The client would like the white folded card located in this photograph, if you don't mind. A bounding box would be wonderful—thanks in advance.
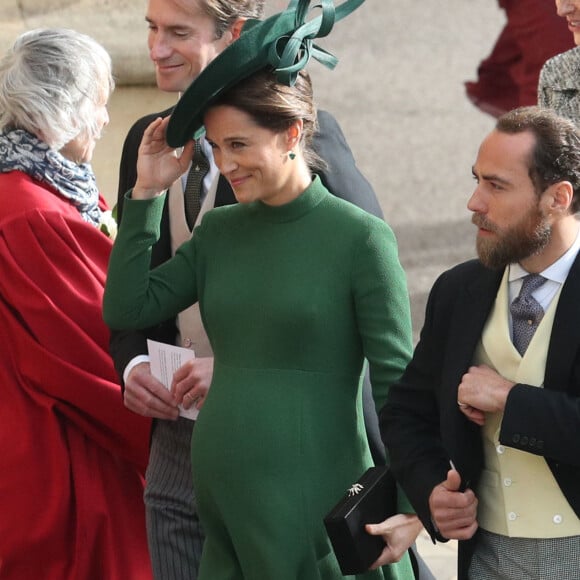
[147,339,198,420]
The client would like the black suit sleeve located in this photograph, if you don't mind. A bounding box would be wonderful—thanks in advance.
[381,269,468,538]
[381,262,494,538]
[313,110,383,219]
[116,110,172,223]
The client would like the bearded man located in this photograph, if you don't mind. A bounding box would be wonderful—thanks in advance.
[380,106,580,580]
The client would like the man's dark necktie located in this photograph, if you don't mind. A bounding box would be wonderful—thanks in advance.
[510,274,547,356]
[184,140,209,230]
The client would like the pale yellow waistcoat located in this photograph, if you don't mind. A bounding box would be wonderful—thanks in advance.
[167,175,218,357]
[474,269,580,538]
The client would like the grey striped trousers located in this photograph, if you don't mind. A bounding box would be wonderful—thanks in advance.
[469,528,580,579]
[144,417,204,580]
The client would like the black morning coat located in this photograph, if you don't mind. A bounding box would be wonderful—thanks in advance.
[381,255,580,579]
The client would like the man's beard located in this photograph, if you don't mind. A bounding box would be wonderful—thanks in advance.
[473,204,551,270]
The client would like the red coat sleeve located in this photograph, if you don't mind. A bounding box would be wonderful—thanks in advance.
[0,208,151,465]
[0,207,152,579]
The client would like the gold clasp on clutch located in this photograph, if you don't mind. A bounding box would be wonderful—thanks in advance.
[347,483,364,496]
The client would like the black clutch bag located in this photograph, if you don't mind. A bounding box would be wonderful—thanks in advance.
[323,466,397,575]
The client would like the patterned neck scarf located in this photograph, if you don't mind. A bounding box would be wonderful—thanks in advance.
[0,129,102,226]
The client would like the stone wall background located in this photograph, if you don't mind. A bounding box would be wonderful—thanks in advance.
[1,0,293,85]
[3,0,155,85]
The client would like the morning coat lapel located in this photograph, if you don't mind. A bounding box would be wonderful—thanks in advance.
[445,264,504,384]
[545,251,580,393]
[439,264,503,477]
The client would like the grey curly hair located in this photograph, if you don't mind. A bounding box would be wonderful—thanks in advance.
[0,28,114,151]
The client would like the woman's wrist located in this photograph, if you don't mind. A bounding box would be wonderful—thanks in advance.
[132,183,165,199]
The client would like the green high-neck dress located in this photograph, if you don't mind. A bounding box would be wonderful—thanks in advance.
[104,176,415,580]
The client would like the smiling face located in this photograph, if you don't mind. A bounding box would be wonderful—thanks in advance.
[556,0,580,45]
[146,0,233,93]
[204,105,311,206]
[468,130,553,270]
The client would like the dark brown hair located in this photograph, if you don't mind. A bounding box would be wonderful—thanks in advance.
[210,67,324,171]
[497,106,580,213]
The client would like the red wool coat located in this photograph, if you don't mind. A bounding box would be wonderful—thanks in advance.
[0,171,152,579]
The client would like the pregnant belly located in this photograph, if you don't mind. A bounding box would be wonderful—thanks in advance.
[192,363,362,484]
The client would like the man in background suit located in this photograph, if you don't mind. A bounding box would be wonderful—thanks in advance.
[381,106,580,579]
[109,0,407,578]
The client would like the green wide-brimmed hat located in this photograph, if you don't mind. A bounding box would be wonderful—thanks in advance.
[166,0,366,147]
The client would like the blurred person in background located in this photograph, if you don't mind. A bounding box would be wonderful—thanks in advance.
[465,0,574,118]
[538,0,580,125]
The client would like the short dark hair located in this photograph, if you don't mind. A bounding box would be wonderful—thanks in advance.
[496,106,580,213]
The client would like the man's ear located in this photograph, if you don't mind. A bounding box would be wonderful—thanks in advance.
[546,181,574,214]
[229,18,247,42]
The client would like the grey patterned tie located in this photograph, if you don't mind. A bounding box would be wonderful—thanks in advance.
[184,140,209,230]
[510,274,547,356]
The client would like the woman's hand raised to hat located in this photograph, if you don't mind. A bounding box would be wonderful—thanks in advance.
[133,116,195,200]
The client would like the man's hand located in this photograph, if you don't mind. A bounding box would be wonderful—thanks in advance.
[457,364,515,425]
[124,361,179,420]
[366,514,423,569]
[171,357,214,411]
[429,468,478,540]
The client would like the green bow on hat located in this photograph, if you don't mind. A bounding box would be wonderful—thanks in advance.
[166,0,366,147]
